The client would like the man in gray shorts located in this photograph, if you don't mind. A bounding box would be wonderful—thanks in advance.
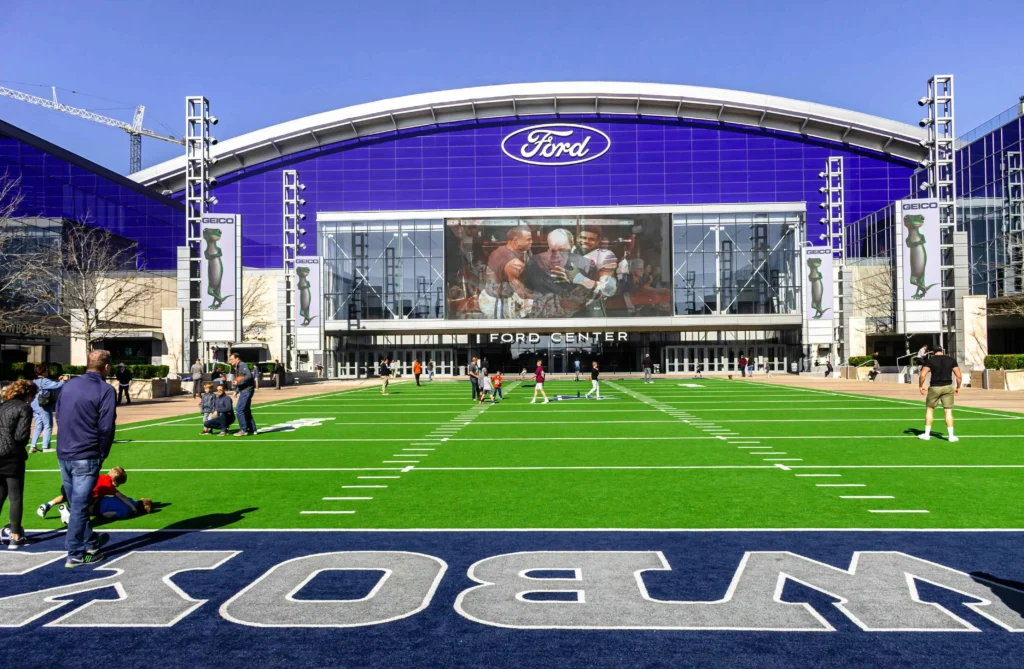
[918,346,961,442]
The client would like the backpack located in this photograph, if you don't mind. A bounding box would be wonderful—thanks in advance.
[35,380,54,408]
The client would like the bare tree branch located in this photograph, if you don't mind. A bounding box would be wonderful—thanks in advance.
[0,172,58,332]
[34,219,154,350]
[241,273,275,341]
[849,262,897,333]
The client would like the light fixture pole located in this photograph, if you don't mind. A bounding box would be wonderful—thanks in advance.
[184,96,217,368]
[282,169,306,372]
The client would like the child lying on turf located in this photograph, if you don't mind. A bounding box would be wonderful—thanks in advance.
[54,495,152,524]
[37,466,128,518]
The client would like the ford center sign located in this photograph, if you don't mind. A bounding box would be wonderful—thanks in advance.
[501,123,611,166]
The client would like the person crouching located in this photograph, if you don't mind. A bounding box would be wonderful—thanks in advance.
[203,385,235,436]
[198,382,216,434]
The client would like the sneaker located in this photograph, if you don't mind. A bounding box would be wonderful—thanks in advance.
[530,400,536,404]
[58,504,70,524]
[543,399,550,404]
[948,435,960,443]
[201,429,210,435]
[7,534,31,550]
[66,553,105,568]
[918,434,931,441]
[41,447,54,452]
[36,504,48,519]
[234,431,248,437]
[218,431,228,436]
[87,533,110,554]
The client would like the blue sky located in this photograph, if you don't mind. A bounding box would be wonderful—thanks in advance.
[3,0,1022,174]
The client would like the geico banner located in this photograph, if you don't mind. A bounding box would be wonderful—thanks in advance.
[803,247,833,322]
[295,256,323,352]
[200,214,242,342]
[897,199,941,333]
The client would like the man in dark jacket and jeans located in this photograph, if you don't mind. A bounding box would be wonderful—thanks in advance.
[55,349,115,567]
[115,363,133,405]
[230,352,258,436]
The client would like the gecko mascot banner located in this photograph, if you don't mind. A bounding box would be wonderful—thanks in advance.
[200,214,242,342]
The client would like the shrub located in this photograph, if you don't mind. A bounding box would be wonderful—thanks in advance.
[848,355,876,367]
[985,354,1024,370]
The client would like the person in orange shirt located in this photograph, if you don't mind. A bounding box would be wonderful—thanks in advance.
[492,370,503,403]
[413,359,422,386]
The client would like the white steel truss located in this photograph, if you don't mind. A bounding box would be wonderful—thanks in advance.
[282,169,305,369]
[1004,151,1023,296]
[819,157,845,263]
[184,96,213,364]
[921,75,957,351]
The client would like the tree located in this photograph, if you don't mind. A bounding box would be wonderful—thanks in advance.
[241,273,275,341]
[35,220,154,350]
[849,261,897,333]
[0,173,58,333]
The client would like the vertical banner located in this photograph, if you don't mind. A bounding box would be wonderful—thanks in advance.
[897,199,942,333]
[295,256,323,352]
[802,246,834,345]
[200,214,242,342]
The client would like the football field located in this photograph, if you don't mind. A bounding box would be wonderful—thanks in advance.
[10,377,1024,669]
[25,376,1024,530]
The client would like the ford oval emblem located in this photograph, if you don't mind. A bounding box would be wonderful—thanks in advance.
[501,123,611,166]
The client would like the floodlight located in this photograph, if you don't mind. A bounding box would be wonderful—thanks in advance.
[918,97,931,107]
[818,171,827,178]
[819,186,827,194]
[298,198,306,206]
[818,202,827,209]
[298,242,307,250]
[919,182,932,192]
[209,116,219,125]
[919,159,933,169]
[209,137,218,145]
[207,177,217,186]
[298,184,306,191]
[297,227,307,236]
[919,118,932,127]
[298,213,306,220]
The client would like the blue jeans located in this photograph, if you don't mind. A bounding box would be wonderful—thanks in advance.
[236,390,256,433]
[30,409,53,450]
[58,458,102,559]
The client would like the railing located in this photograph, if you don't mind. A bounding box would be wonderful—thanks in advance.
[896,352,918,384]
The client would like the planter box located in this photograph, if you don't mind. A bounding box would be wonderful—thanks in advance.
[986,370,1007,391]
[106,378,180,400]
[1006,370,1024,391]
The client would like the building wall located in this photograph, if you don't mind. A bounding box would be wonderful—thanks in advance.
[0,122,184,271]
[206,117,916,269]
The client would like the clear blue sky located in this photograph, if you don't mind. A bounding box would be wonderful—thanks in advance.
[3,0,1022,174]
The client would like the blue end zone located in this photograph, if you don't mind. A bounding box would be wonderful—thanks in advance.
[4,530,1024,669]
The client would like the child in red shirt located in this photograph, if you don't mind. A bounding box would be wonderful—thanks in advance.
[37,466,127,518]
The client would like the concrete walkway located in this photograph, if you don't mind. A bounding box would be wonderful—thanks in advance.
[733,374,1024,414]
[104,378,384,426]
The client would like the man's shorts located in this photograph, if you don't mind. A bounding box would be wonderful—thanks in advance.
[535,383,543,390]
[926,384,955,409]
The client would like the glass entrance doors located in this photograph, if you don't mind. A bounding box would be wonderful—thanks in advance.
[663,345,791,373]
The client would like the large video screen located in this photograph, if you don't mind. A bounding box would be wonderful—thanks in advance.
[445,214,672,319]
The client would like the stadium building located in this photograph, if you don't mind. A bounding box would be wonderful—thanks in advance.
[4,82,1022,377]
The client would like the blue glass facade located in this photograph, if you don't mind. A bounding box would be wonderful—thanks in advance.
[206,117,917,269]
[0,120,184,270]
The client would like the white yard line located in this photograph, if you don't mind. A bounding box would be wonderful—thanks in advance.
[841,496,894,499]
[300,510,355,515]
[868,509,930,514]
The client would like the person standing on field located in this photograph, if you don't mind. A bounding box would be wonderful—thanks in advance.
[229,353,258,437]
[190,359,204,397]
[115,363,133,405]
[468,357,480,400]
[738,355,747,377]
[427,359,435,382]
[918,346,961,442]
[642,354,653,384]
[29,365,66,453]
[55,349,115,566]
[379,358,390,395]
[585,361,601,399]
[531,360,549,404]
[0,380,38,549]
[413,358,422,386]
[574,358,581,382]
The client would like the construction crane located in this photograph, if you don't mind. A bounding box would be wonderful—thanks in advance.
[0,85,185,173]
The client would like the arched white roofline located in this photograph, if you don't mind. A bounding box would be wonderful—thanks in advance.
[131,81,927,190]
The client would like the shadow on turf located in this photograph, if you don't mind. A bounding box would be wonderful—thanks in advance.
[102,507,259,556]
[970,572,1024,617]
[902,428,949,440]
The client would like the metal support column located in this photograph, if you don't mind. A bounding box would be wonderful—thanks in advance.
[920,75,958,358]
[1004,151,1023,296]
[282,169,306,371]
[184,96,215,367]
[819,157,845,361]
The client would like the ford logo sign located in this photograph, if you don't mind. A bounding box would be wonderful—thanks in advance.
[501,123,611,166]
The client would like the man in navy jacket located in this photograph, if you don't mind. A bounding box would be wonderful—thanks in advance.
[55,349,116,567]
[230,352,258,437]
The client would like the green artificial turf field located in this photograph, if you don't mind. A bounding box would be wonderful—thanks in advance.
[24,377,1024,530]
